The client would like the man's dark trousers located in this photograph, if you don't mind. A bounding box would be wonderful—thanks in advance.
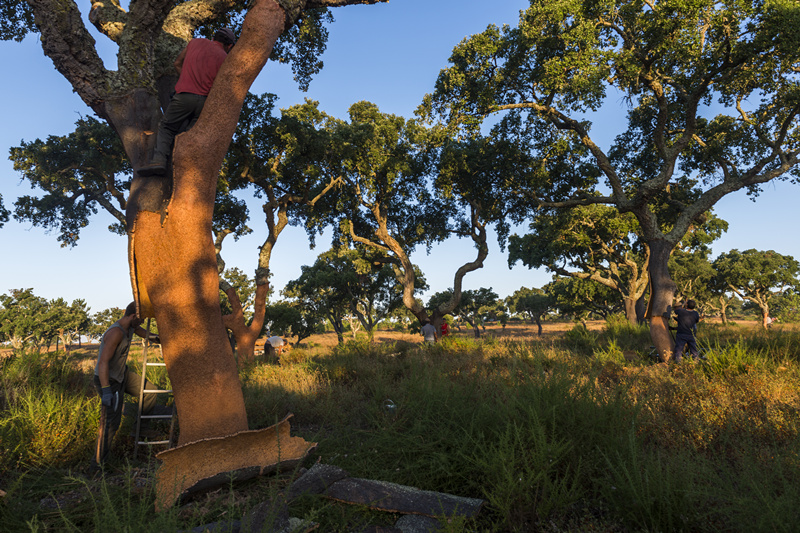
[672,333,699,363]
[151,93,208,165]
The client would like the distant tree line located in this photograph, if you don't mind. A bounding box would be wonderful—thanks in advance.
[3,242,797,356]
[0,289,116,352]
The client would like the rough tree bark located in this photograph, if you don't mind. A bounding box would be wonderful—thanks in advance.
[644,239,678,362]
[220,270,270,363]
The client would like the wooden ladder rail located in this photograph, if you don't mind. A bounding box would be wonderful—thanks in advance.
[133,318,177,458]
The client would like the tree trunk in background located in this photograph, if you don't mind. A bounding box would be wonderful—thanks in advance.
[463,317,480,338]
[719,296,729,325]
[222,282,269,363]
[635,293,647,325]
[645,239,677,362]
[330,317,345,344]
[623,297,638,326]
[127,0,286,445]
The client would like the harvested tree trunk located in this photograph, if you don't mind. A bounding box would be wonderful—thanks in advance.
[127,0,286,445]
[645,239,677,362]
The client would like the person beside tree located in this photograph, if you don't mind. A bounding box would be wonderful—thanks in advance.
[92,302,160,469]
[671,299,702,363]
[420,320,438,343]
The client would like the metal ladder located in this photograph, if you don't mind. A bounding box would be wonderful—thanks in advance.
[133,319,177,458]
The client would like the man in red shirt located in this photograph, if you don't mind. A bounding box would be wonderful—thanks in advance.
[139,28,236,176]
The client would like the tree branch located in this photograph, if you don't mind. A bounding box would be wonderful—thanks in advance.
[28,0,110,115]
[89,0,128,43]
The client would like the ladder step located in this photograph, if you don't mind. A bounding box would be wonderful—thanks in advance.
[144,389,172,394]
[136,439,171,445]
[145,362,166,367]
[141,414,174,419]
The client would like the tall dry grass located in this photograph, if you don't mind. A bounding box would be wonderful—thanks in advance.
[1,319,799,531]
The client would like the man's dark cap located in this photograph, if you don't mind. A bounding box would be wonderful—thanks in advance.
[214,28,236,45]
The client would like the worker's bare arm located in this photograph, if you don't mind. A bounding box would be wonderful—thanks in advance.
[134,325,160,343]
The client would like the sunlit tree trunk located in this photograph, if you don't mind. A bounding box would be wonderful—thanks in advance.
[127,0,285,445]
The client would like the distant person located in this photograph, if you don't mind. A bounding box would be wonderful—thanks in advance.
[440,321,450,338]
[267,335,289,355]
[138,28,237,177]
[420,320,438,343]
[93,302,160,469]
[671,299,702,363]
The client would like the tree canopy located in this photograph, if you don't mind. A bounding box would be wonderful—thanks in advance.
[713,248,799,329]
[9,117,130,246]
[424,0,800,353]
[507,286,552,336]
[509,204,648,325]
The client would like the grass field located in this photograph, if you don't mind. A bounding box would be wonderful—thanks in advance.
[1,319,799,532]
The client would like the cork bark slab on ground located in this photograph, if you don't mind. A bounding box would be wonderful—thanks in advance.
[393,515,443,533]
[323,478,485,518]
[155,415,316,510]
[286,463,350,501]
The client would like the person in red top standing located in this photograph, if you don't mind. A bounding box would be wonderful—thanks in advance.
[139,28,236,176]
[440,321,450,338]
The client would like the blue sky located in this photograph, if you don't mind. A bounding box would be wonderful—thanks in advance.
[1,0,797,314]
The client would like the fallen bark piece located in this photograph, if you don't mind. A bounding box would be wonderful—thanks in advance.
[241,498,290,532]
[394,515,442,533]
[324,478,485,518]
[188,520,240,533]
[286,462,350,501]
[155,415,316,510]
[186,517,316,533]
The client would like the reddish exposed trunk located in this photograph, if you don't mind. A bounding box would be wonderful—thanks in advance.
[127,0,286,445]
[645,239,677,362]
[222,282,269,363]
[760,306,770,330]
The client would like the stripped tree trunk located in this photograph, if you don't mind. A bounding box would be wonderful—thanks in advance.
[645,239,677,362]
[127,0,285,445]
